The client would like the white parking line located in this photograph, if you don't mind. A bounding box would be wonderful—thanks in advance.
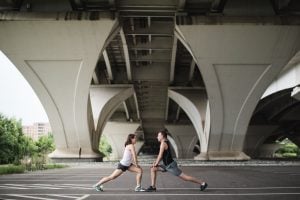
[1,185,300,190]
[2,193,300,197]
[32,183,79,189]
[4,184,62,190]
[158,186,300,190]
[76,194,90,200]
[7,194,58,200]
[0,184,89,190]
[61,184,93,189]
[0,179,93,182]
[1,194,89,200]
[90,193,300,196]
[50,194,80,199]
[83,186,300,191]
[0,185,27,189]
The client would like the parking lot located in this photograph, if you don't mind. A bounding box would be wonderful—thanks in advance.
[1,164,300,200]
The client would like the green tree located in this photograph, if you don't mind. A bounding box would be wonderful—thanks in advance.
[20,136,36,157]
[35,134,55,155]
[33,134,55,166]
[275,138,299,158]
[0,114,23,164]
[99,135,112,159]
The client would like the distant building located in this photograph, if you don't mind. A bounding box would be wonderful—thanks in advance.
[22,122,52,141]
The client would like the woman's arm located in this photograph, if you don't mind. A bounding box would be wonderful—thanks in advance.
[129,144,139,167]
[153,142,166,167]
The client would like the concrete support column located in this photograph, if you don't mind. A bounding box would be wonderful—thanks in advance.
[89,85,135,153]
[102,121,142,160]
[165,124,198,159]
[168,88,209,158]
[0,13,119,161]
[176,24,300,160]
[243,125,279,158]
[257,144,283,158]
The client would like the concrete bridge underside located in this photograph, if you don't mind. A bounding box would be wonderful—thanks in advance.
[0,0,300,161]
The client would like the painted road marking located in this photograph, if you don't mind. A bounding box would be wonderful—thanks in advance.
[76,194,90,200]
[1,184,300,190]
[6,194,58,200]
[1,193,300,197]
[1,194,89,200]
[0,185,27,189]
[50,194,79,199]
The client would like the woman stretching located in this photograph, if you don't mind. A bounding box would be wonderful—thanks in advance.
[93,134,145,192]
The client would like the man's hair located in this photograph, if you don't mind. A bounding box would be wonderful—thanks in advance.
[158,129,169,138]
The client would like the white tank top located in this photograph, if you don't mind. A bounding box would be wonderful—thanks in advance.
[120,146,132,166]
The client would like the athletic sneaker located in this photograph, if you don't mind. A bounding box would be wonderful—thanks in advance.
[93,184,104,192]
[135,186,146,192]
[146,186,156,192]
[200,182,208,191]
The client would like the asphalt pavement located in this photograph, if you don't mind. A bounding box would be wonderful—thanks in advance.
[0,162,300,200]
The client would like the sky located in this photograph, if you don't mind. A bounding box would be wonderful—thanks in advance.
[0,51,49,125]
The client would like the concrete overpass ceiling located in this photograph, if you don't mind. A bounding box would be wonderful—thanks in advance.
[91,11,207,137]
[0,0,299,16]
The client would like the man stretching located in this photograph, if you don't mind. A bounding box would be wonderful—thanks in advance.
[146,129,208,192]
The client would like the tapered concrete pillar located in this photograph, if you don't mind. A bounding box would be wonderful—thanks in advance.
[176,23,300,160]
[102,121,142,160]
[165,124,198,159]
[89,85,135,155]
[168,88,209,159]
[243,125,279,158]
[257,144,283,158]
[0,12,119,161]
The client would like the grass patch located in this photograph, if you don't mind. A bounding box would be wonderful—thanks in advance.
[0,164,25,175]
[0,164,67,175]
[43,164,67,170]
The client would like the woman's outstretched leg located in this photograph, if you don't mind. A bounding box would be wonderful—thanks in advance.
[93,169,123,191]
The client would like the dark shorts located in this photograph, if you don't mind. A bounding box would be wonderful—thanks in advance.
[160,161,182,176]
[117,163,132,172]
